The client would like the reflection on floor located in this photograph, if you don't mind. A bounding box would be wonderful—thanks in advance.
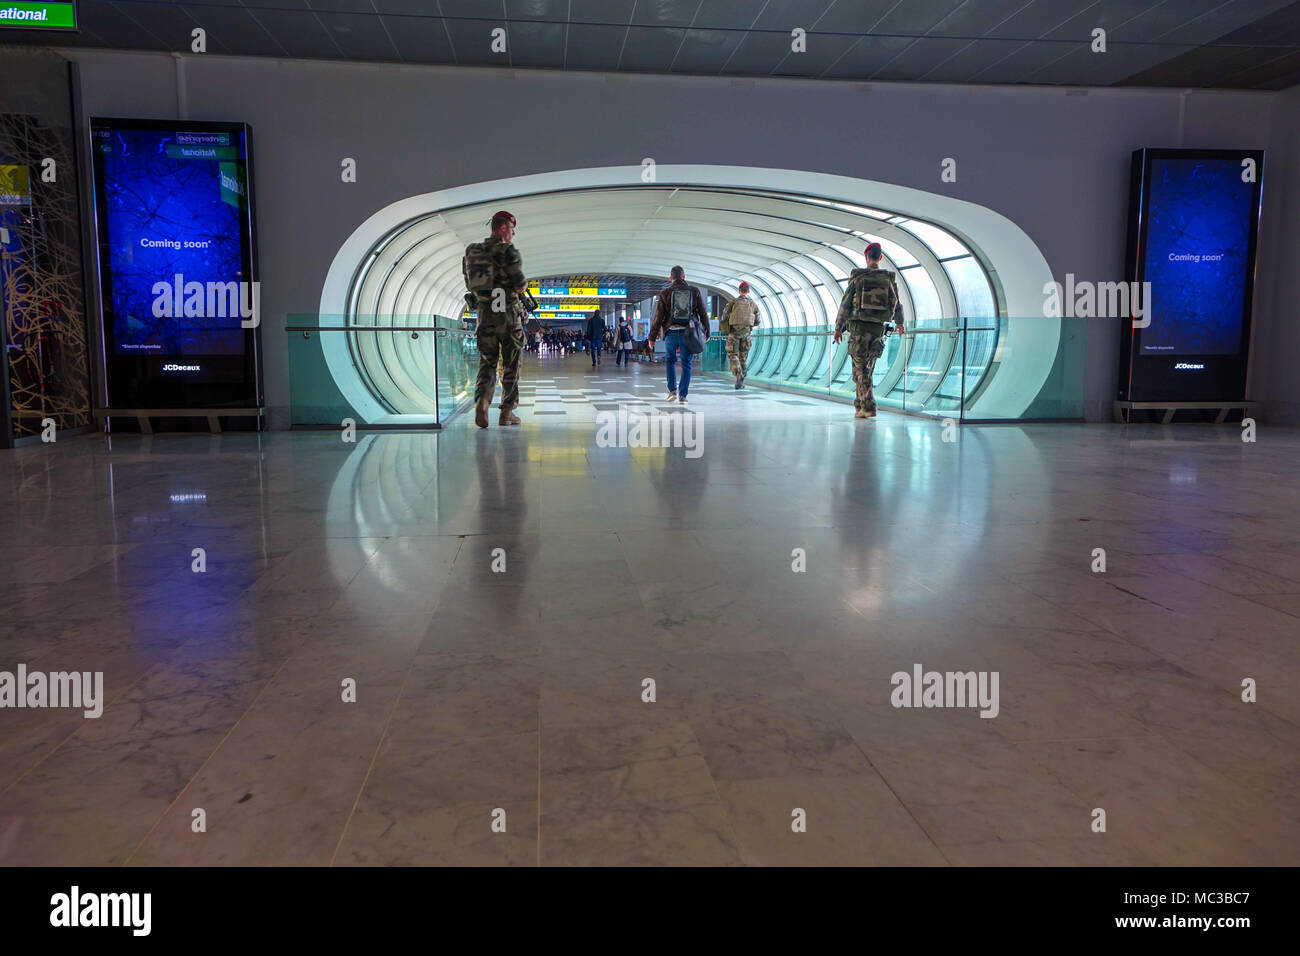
[1,354,1298,865]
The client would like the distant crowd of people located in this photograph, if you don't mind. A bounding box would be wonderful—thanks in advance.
[527,327,584,355]
[525,319,639,365]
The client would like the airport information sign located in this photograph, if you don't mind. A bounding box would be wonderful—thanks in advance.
[528,285,626,298]
[0,2,77,30]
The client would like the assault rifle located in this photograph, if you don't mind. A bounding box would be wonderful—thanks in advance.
[463,289,540,315]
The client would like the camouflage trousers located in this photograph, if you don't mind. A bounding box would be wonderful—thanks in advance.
[847,322,888,412]
[475,313,525,411]
[726,330,752,377]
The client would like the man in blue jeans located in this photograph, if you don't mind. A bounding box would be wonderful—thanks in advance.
[585,309,606,367]
[648,266,709,405]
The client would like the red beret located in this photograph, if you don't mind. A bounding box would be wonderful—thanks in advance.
[865,242,883,258]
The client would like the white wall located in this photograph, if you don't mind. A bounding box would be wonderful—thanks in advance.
[62,49,1290,425]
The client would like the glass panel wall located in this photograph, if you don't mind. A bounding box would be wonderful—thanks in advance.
[285,314,474,427]
[942,256,996,319]
[898,267,943,324]
[895,220,970,259]
[706,318,1082,422]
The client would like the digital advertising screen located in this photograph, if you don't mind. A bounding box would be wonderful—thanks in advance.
[91,119,260,409]
[1121,148,1263,404]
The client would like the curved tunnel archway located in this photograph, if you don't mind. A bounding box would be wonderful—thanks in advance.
[318,165,1058,421]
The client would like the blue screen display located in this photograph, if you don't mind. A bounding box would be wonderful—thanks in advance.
[1142,158,1254,356]
[96,127,249,355]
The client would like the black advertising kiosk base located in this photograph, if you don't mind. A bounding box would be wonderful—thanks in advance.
[94,407,266,434]
[1113,400,1257,424]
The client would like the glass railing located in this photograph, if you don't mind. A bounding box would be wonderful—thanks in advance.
[288,313,1084,426]
[286,314,476,427]
[435,319,478,421]
[704,316,1085,421]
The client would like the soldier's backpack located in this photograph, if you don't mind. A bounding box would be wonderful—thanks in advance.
[669,287,694,326]
[853,269,898,320]
[728,297,756,330]
[463,242,495,295]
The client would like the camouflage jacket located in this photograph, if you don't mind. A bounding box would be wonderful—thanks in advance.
[468,235,527,301]
[835,267,901,336]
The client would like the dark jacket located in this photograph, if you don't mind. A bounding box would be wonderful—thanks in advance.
[586,315,606,340]
[650,280,708,341]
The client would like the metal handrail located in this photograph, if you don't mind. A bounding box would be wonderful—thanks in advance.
[901,326,998,333]
[289,325,998,336]
[742,327,997,336]
[286,325,472,333]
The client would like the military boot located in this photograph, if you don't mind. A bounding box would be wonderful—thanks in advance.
[499,408,521,426]
[854,408,869,419]
[475,396,491,428]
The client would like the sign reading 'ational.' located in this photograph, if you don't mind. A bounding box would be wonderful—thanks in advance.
[0,2,78,30]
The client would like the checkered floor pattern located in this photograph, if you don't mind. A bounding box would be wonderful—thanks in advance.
[499,355,764,423]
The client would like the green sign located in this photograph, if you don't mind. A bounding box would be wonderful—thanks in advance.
[165,144,238,162]
[219,162,245,209]
[0,2,78,30]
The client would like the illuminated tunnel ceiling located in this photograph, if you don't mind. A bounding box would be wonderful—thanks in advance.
[349,185,1003,331]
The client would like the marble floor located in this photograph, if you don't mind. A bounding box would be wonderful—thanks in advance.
[1,354,1298,866]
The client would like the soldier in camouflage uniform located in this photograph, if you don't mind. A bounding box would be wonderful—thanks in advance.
[833,242,904,419]
[464,210,528,428]
[722,281,761,389]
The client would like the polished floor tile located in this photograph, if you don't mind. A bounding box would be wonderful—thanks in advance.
[1,355,1298,865]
